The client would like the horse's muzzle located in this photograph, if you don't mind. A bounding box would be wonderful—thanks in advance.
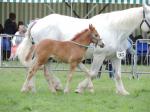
[99,43,104,48]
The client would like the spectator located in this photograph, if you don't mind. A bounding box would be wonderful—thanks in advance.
[4,12,17,34]
[9,24,26,60]
[0,24,4,34]
[97,60,114,79]
[3,12,17,60]
[105,60,114,79]
[18,21,24,26]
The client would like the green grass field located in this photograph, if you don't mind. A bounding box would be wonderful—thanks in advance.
[0,68,150,112]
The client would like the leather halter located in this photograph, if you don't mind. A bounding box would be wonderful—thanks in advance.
[140,9,150,30]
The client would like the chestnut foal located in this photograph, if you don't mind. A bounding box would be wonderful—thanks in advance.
[21,24,104,93]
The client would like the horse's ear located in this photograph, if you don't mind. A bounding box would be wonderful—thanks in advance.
[89,24,94,30]
[143,4,149,12]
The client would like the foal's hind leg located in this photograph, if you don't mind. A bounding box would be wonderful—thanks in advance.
[25,68,36,93]
[21,59,40,92]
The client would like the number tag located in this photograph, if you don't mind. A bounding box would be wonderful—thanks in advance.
[116,51,126,59]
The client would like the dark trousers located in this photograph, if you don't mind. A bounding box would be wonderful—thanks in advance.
[2,50,10,60]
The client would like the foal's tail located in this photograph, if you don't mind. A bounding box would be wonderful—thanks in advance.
[16,21,36,67]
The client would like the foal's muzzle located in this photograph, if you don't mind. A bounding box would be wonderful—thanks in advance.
[96,39,104,48]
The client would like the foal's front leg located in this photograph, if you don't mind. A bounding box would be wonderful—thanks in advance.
[64,63,77,93]
[75,53,105,93]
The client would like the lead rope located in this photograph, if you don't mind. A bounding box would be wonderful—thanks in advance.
[70,41,94,49]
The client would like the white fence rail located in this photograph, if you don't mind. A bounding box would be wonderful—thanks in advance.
[0,34,150,78]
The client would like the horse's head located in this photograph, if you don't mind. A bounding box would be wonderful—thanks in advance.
[89,24,104,48]
[141,4,150,32]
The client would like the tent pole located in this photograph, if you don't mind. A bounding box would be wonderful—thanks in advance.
[65,2,80,18]
[83,4,98,19]
[71,2,73,16]
[44,4,56,14]
[98,3,110,14]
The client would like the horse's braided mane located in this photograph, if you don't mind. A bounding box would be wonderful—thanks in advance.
[71,28,89,41]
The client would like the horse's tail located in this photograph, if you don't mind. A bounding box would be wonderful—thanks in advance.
[25,45,35,61]
[16,21,36,67]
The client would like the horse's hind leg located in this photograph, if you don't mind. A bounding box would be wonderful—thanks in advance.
[111,59,129,95]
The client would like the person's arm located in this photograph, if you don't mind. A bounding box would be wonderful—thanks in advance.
[11,36,16,46]
[12,32,19,46]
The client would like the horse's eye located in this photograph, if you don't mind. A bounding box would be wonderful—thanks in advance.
[95,34,98,37]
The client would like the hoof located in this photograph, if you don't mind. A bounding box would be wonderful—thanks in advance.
[48,86,57,93]
[21,84,36,93]
[64,88,70,94]
[55,85,63,91]
[51,89,57,93]
[28,85,36,93]
[88,88,95,93]
[21,87,29,93]
[74,88,83,94]
[116,90,130,95]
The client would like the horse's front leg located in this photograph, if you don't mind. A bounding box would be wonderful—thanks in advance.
[75,54,105,93]
[64,63,77,93]
[43,64,57,93]
[111,59,129,95]
[21,60,39,92]
[43,63,62,92]
[75,62,94,93]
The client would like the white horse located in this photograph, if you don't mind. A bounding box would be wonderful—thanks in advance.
[17,5,150,95]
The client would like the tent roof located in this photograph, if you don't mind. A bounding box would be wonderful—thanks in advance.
[0,0,149,4]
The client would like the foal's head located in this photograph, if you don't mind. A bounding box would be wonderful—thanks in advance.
[89,24,104,48]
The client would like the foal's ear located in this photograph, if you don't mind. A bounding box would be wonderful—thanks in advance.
[89,24,94,31]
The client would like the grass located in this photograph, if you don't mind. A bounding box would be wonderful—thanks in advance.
[0,68,150,112]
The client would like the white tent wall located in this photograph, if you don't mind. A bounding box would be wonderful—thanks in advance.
[85,3,141,17]
[0,3,142,26]
[0,3,89,26]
